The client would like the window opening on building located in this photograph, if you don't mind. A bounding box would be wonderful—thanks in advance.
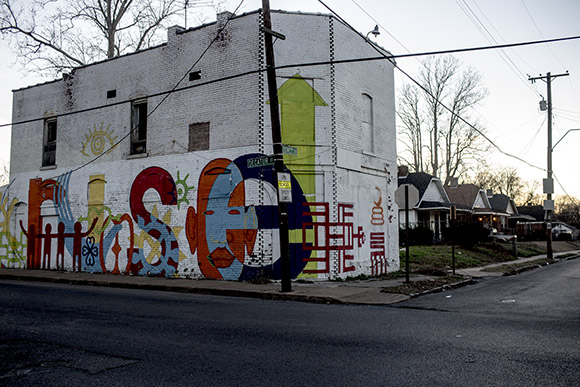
[189,122,210,151]
[362,93,374,153]
[130,99,147,155]
[107,89,117,99]
[42,118,57,167]
[189,71,202,81]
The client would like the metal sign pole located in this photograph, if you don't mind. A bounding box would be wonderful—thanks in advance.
[405,185,410,284]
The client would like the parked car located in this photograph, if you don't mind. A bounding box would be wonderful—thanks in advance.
[489,229,517,242]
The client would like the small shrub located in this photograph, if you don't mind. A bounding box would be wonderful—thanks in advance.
[443,221,489,249]
[400,226,434,246]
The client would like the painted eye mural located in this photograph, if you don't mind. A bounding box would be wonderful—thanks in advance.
[186,154,312,281]
[80,123,118,157]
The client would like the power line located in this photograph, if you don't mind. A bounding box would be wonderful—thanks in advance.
[59,0,247,177]
[520,0,566,71]
[455,0,541,97]
[3,33,579,130]
[317,0,546,173]
[520,0,580,117]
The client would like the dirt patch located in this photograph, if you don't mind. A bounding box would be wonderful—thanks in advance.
[520,241,580,253]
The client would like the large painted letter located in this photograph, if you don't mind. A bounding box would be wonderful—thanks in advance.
[129,167,179,277]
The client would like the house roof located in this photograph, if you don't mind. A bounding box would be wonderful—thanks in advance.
[488,194,510,212]
[444,184,490,209]
[517,205,545,221]
[488,193,519,214]
[398,172,433,199]
[398,172,450,209]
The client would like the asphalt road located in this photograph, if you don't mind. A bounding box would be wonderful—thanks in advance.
[1,259,579,386]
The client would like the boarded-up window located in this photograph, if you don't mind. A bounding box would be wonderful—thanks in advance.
[189,122,210,151]
[362,94,374,153]
[88,175,106,206]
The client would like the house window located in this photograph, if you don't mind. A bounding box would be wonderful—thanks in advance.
[130,100,147,155]
[42,118,57,167]
[189,122,210,151]
[362,93,374,153]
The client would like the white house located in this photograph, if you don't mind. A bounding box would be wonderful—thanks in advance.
[397,168,451,241]
[1,10,398,280]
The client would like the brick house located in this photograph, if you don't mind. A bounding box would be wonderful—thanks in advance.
[1,10,398,280]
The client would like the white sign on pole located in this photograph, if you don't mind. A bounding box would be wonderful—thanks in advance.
[277,172,292,203]
[394,184,420,209]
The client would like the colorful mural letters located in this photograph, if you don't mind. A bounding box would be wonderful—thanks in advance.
[1,74,395,279]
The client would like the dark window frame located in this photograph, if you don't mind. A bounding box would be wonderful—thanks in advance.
[130,99,147,155]
[42,118,57,167]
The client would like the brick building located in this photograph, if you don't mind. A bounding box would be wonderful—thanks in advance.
[1,9,398,280]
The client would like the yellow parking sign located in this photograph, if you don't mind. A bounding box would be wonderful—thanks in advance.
[277,172,293,203]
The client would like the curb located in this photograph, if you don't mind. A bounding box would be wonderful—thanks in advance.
[409,278,477,298]
[502,253,580,276]
[0,271,346,305]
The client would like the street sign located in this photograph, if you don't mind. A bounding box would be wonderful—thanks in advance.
[282,144,298,156]
[277,172,292,203]
[247,155,275,168]
[395,184,420,209]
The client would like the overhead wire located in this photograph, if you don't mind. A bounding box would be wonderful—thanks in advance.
[3,34,579,130]
[61,0,247,177]
[455,0,542,97]
[519,116,546,157]
[520,0,580,119]
[351,0,540,152]
[316,0,545,172]
[6,2,580,179]
[343,0,580,198]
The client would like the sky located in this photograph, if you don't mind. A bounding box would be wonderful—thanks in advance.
[1,0,580,200]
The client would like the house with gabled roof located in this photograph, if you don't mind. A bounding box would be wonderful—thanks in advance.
[488,192,524,233]
[397,167,450,241]
[444,183,499,229]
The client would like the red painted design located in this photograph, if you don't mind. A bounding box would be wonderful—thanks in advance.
[370,231,387,276]
[301,203,365,274]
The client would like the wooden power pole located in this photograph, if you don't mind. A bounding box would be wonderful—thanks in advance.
[262,0,291,292]
[529,71,569,260]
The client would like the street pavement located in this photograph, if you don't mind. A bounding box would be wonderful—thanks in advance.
[0,250,578,306]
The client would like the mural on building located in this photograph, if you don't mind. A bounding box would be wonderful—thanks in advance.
[81,123,118,157]
[0,189,26,268]
[1,75,394,280]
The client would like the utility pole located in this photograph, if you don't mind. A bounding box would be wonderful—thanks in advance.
[262,0,291,292]
[528,71,569,261]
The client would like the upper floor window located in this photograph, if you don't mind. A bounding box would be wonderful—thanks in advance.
[362,93,374,153]
[130,99,147,155]
[42,118,57,167]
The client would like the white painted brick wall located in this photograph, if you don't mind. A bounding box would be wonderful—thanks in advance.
[5,10,399,279]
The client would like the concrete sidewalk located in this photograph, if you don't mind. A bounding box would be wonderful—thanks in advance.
[1,250,577,306]
[0,268,446,306]
[455,250,580,277]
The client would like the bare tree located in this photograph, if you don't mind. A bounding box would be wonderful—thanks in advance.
[469,166,525,199]
[555,195,580,227]
[397,55,488,185]
[1,0,185,75]
[515,180,543,207]
[397,84,423,173]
